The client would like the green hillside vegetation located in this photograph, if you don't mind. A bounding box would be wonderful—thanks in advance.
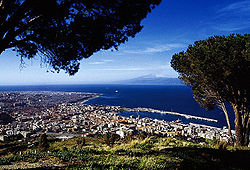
[0,135,249,169]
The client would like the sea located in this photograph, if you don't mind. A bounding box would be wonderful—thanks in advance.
[0,84,235,128]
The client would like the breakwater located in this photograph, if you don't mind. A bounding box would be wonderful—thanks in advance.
[122,107,218,123]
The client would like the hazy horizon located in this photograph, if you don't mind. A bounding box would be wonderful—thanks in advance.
[0,76,184,86]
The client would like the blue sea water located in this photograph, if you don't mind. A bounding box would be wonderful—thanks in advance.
[0,84,234,128]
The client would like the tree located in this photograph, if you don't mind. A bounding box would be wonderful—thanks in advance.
[138,131,148,140]
[0,0,161,75]
[76,137,86,149]
[171,34,250,146]
[103,133,120,146]
[38,133,49,151]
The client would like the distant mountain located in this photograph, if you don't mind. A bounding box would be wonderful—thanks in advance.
[114,74,184,85]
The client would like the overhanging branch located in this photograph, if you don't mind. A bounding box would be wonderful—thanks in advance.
[3,15,42,49]
[0,0,32,40]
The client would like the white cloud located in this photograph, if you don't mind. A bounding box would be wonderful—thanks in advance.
[213,0,250,31]
[88,64,175,72]
[213,22,250,32]
[89,67,148,71]
[218,1,250,13]
[89,59,113,65]
[103,59,113,62]
[89,61,106,65]
[123,43,185,54]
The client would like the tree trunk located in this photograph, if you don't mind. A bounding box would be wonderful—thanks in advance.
[220,102,233,143]
[243,116,249,146]
[232,103,244,146]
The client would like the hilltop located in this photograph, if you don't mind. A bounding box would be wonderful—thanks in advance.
[0,135,249,169]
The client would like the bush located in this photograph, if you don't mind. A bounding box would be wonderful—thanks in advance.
[123,134,133,143]
[38,133,49,152]
[76,137,86,148]
[134,142,152,150]
[218,141,228,150]
[138,131,148,140]
[103,133,120,146]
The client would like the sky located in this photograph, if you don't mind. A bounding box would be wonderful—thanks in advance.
[0,0,250,85]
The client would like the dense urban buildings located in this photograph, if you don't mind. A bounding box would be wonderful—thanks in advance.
[0,92,233,144]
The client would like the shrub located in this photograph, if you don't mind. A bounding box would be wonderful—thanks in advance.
[103,133,120,146]
[218,141,228,150]
[38,133,49,152]
[76,137,86,148]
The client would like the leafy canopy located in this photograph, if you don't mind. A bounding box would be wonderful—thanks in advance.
[171,34,250,146]
[0,0,161,75]
[171,34,250,111]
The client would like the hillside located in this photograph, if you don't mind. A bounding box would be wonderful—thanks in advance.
[0,135,249,169]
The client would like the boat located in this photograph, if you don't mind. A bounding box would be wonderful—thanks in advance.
[115,90,118,93]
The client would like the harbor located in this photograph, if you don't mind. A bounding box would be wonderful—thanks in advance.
[121,107,218,123]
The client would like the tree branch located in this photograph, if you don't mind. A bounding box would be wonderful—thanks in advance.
[2,15,42,49]
[6,34,33,49]
[0,0,33,40]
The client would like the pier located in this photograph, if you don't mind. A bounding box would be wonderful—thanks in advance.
[122,107,218,123]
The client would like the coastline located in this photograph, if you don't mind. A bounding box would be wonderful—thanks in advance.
[0,89,221,127]
[81,93,102,104]
[0,91,231,145]
[121,107,218,123]
[80,92,218,124]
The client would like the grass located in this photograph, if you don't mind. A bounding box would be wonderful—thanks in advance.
[0,136,249,169]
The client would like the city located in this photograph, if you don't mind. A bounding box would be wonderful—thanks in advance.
[0,91,232,144]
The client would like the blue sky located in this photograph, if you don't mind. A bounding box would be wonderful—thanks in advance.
[0,0,250,85]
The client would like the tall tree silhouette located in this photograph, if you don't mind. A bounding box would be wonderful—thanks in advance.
[171,34,250,146]
[0,0,161,75]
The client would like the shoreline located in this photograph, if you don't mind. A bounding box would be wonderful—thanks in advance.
[81,93,102,104]
[121,107,218,123]
[80,93,218,123]
[0,91,230,144]
[80,93,218,124]
[0,90,219,127]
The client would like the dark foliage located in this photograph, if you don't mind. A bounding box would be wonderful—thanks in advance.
[103,133,120,146]
[171,34,250,146]
[123,133,133,143]
[38,133,49,151]
[0,112,15,124]
[138,131,148,140]
[76,137,86,148]
[0,0,161,75]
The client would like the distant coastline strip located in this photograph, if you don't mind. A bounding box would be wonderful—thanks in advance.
[122,107,218,123]
[81,94,102,104]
